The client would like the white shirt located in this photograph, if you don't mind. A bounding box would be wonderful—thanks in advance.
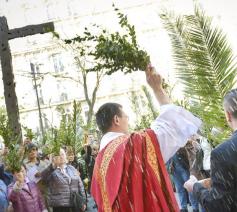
[99,104,202,163]
[200,136,212,170]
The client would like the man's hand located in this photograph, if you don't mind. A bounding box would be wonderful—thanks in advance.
[199,178,211,189]
[145,64,162,90]
[184,175,198,192]
[145,64,170,105]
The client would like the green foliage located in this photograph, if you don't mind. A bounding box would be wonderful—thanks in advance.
[0,108,17,148]
[44,101,86,155]
[59,5,149,75]
[161,5,237,145]
[41,127,60,155]
[52,5,149,131]
[23,126,35,140]
[58,102,79,152]
[5,144,24,173]
[51,128,61,156]
[41,101,98,155]
[0,107,23,172]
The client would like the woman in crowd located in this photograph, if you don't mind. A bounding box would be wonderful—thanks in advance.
[66,147,80,172]
[41,148,86,212]
[8,165,46,212]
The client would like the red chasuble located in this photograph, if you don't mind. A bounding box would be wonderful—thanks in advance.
[91,129,179,212]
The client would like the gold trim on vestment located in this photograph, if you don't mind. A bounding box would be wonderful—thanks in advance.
[94,132,174,211]
[144,132,161,184]
[97,135,128,212]
[144,132,175,212]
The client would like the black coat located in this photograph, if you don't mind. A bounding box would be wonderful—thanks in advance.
[193,130,237,212]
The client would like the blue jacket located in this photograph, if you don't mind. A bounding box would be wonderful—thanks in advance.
[0,164,13,186]
[0,179,8,212]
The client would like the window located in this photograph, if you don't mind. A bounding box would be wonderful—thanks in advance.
[51,53,64,73]
[56,82,68,102]
[60,92,68,102]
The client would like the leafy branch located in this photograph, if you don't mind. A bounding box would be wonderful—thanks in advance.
[0,108,24,172]
[53,5,150,75]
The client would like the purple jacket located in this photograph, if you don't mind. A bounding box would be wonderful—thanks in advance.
[8,180,45,212]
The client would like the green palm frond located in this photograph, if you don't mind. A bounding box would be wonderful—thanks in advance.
[161,5,237,144]
[55,101,85,154]
[184,7,236,97]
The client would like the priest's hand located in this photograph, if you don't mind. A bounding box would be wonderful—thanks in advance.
[145,64,170,105]
[145,64,162,90]
[183,175,198,192]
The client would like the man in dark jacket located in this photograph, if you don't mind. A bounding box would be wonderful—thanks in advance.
[184,88,237,212]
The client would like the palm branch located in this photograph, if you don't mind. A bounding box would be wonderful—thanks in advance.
[161,5,237,145]
[56,101,85,155]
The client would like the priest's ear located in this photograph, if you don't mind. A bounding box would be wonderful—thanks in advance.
[113,115,120,126]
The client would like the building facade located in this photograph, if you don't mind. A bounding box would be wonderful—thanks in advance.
[0,0,236,137]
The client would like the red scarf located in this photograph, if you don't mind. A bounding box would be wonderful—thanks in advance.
[91,129,179,212]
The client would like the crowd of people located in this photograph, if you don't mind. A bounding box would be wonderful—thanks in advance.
[0,64,237,212]
[167,134,212,212]
[0,138,99,212]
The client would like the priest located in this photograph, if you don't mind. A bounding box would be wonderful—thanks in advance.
[91,65,202,212]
